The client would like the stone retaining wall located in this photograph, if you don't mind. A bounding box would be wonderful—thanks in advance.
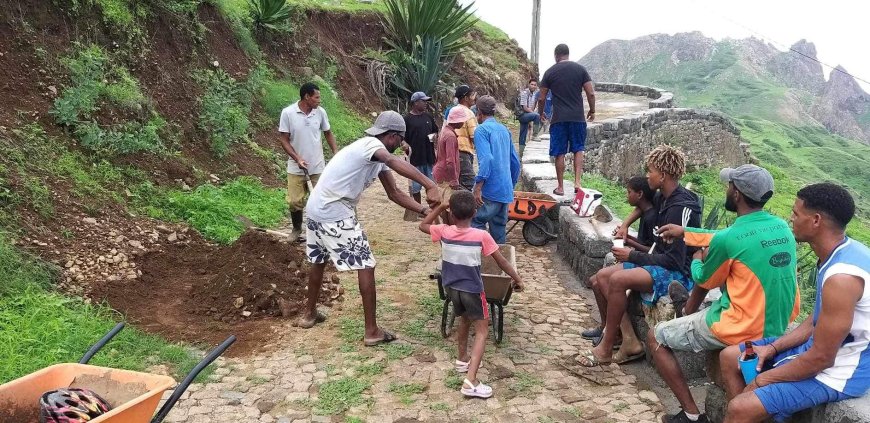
[594,82,674,109]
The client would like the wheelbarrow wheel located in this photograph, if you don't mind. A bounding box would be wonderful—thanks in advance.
[522,215,554,246]
[440,299,455,338]
[490,303,504,344]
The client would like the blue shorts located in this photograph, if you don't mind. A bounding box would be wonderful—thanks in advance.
[410,164,433,194]
[548,121,587,156]
[622,262,693,305]
[739,337,854,422]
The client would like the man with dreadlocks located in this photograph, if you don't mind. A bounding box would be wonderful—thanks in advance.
[578,145,701,369]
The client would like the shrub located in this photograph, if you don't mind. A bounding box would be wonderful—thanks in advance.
[247,0,293,31]
[196,68,255,157]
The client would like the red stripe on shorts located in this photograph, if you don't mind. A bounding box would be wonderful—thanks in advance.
[480,292,489,319]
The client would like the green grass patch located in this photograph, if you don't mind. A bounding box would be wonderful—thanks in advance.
[474,20,510,42]
[292,0,384,12]
[314,376,372,415]
[388,382,426,405]
[444,369,463,390]
[0,234,200,383]
[260,77,369,149]
[430,402,450,412]
[207,0,262,57]
[355,361,385,377]
[148,176,286,244]
[380,343,413,360]
[196,66,269,157]
[509,371,543,395]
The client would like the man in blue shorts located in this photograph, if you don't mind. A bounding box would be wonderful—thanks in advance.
[537,43,595,196]
[720,183,870,422]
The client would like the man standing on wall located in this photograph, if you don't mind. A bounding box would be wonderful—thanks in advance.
[279,82,338,242]
[538,44,595,196]
[403,91,438,207]
[517,78,542,151]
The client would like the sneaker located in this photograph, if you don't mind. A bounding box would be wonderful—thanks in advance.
[668,281,689,318]
[454,359,483,373]
[460,379,493,398]
[662,410,708,423]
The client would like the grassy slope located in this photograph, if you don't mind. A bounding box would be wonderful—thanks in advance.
[622,40,870,243]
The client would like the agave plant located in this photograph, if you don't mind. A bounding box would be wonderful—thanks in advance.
[247,0,293,31]
[382,0,479,56]
[381,0,478,99]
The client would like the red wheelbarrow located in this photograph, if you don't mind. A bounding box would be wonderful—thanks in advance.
[0,323,235,423]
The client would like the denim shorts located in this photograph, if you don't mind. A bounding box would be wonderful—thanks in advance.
[410,164,433,194]
[622,262,694,305]
[738,337,854,422]
[549,121,587,156]
[654,309,727,352]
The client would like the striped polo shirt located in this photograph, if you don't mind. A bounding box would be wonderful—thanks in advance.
[684,211,800,344]
[430,224,499,293]
[812,237,870,396]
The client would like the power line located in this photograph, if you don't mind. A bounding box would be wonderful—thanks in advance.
[696,2,870,88]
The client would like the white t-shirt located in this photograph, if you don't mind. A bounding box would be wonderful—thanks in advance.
[278,102,331,175]
[305,137,388,222]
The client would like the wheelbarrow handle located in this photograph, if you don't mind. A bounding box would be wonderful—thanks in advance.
[151,335,236,423]
[79,322,125,364]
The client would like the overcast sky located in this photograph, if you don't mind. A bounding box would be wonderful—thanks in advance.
[462,0,870,91]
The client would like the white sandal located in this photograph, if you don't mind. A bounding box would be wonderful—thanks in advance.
[460,379,493,398]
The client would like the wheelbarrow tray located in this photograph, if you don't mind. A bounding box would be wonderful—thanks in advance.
[509,191,558,221]
[0,363,175,423]
[481,244,515,305]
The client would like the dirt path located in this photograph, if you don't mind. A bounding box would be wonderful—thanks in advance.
[161,178,664,422]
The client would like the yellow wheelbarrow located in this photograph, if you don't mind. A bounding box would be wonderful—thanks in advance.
[0,322,235,423]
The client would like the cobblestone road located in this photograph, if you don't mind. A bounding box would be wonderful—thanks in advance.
[161,179,664,422]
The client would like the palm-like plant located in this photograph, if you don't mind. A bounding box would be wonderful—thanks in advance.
[247,0,293,31]
[380,0,479,98]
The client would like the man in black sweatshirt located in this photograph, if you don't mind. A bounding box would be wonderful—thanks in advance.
[578,145,701,367]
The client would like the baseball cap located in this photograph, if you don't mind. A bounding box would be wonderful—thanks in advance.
[476,95,497,116]
[410,91,431,102]
[446,105,472,123]
[719,164,774,202]
[454,85,472,99]
[365,111,406,137]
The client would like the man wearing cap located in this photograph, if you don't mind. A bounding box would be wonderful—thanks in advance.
[443,85,478,190]
[299,111,441,346]
[404,92,439,207]
[650,164,800,423]
[472,95,521,244]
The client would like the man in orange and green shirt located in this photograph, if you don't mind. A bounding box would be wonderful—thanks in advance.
[649,165,800,423]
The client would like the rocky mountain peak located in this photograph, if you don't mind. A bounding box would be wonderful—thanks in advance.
[767,39,825,92]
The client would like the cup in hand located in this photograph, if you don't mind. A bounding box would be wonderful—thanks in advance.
[612,239,624,249]
[738,356,759,384]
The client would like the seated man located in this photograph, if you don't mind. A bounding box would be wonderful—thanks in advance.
[579,145,701,367]
[651,165,800,423]
[583,176,657,363]
[721,183,870,423]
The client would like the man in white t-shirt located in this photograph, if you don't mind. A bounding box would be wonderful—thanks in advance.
[298,111,441,346]
[279,82,338,241]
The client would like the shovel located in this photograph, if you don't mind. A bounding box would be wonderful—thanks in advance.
[235,215,291,239]
[301,168,315,192]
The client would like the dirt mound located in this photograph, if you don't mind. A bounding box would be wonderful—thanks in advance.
[93,230,344,356]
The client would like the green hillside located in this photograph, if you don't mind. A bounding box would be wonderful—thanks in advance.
[614,40,870,243]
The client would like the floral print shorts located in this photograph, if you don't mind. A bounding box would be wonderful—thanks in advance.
[306,216,376,271]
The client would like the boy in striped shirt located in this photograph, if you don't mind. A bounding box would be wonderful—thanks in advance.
[420,190,524,398]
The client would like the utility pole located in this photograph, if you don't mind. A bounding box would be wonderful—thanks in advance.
[531,0,541,65]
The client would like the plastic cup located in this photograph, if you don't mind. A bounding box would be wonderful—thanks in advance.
[738,356,759,384]
[612,239,624,249]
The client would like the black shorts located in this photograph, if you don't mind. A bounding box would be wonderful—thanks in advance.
[446,287,489,320]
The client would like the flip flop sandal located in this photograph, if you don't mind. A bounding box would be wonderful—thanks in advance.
[581,327,603,340]
[552,188,564,196]
[576,349,611,367]
[295,310,327,329]
[364,329,398,347]
[613,350,645,364]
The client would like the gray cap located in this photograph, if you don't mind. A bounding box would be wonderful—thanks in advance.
[476,95,497,116]
[410,91,431,102]
[719,164,774,202]
[365,111,406,137]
